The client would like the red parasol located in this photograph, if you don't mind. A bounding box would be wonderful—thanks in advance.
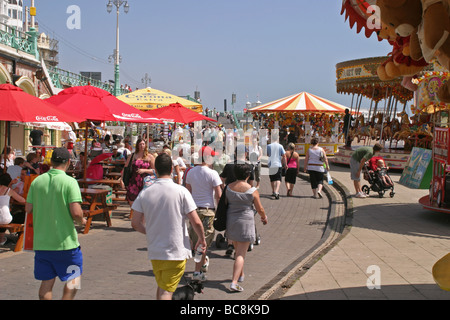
[45,85,163,124]
[0,83,84,123]
[0,83,84,171]
[46,85,163,179]
[145,102,216,124]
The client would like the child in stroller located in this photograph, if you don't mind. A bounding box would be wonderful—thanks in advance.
[362,156,395,198]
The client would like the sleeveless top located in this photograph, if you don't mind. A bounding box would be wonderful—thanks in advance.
[307,147,325,173]
[0,188,12,224]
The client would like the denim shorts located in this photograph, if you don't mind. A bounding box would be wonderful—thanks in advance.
[34,246,83,281]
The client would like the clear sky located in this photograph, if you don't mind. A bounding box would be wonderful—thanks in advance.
[28,0,393,111]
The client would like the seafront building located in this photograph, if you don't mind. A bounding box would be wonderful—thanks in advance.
[0,0,128,156]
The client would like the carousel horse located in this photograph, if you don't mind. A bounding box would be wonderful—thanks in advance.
[354,114,373,144]
[393,111,412,146]
[371,113,385,139]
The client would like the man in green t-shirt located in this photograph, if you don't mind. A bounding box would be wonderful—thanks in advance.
[26,148,85,300]
[349,143,383,198]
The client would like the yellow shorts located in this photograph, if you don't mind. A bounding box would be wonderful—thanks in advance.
[151,259,186,293]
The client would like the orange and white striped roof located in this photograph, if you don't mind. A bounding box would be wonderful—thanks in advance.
[249,92,348,113]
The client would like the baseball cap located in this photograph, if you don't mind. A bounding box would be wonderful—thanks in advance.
[51,147,71,163]
[112,145,118,150]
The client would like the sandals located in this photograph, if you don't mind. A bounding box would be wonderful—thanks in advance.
[230,283,244,292]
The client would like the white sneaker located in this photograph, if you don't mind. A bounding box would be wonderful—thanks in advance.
[355,192,366,198]
[192,272,207,281]
[201,256,209,273]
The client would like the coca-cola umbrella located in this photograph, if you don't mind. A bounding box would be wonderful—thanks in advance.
[45,85,163,179]
[145,102,217,124]
[0,83,85,171]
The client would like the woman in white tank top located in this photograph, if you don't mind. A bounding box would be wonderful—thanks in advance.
[0,173,25,245]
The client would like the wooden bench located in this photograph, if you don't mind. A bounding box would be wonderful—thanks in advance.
[0,224,24,252]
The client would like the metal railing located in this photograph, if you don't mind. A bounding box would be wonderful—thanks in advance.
[0,22,33,55]
[47,65,129,96]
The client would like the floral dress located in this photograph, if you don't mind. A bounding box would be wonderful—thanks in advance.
[126,158,152,202]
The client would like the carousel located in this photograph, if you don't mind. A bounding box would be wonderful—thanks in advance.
[333,56,422,170]
[248,92,348,156]
[334,0,434,170]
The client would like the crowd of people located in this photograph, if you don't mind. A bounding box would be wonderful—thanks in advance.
[0,120,341,300]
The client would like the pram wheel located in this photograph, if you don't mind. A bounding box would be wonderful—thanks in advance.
[378,190,385,198]
[362,185,370,195]
[215,233,227,249]
[255,234,261,245]
[389,191,395,198]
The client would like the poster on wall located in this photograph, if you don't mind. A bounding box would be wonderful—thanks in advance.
[399,147,433,189]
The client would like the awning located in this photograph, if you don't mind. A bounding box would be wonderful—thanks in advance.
[249,92,348,113]
[117,87,203,113]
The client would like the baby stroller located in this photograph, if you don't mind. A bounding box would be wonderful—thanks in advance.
[362,156,395,198]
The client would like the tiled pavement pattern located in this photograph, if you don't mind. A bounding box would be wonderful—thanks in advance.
[0,166,340,300]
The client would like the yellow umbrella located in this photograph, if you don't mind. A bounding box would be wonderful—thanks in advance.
[117,87,203,113]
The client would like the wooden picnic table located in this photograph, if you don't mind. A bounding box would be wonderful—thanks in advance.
[106,172,122,180]
[77,178,127,203]
[80,188,116,234]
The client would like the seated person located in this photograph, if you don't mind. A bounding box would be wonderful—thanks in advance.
[368,156,393,187]
[6,157,25,180]
[11,167,27,196]
[24,152,40,175]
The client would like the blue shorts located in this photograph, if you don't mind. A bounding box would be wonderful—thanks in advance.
[34,247,83,282]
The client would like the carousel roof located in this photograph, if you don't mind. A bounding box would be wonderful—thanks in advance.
[248,92,348,113]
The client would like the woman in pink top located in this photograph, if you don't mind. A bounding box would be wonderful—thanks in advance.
[284,143,300,197]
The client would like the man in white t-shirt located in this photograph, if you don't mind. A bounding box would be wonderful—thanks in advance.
[185,146,222,281]
[267,130,286,199]
[131,153,206,300]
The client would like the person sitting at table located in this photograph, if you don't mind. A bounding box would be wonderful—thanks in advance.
[0,173,25,246]
[7,157,25,180]
[11,167,27,196]
[25,153,40,175]
[0,146,15,169]
[111,146,125,173]
[111,145,124,161]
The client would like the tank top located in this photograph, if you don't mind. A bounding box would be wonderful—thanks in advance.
[0,188,12,224]
[307,147,325,173]
[286,151,297,169]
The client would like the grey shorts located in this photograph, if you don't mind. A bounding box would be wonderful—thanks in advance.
[350,157,361,181]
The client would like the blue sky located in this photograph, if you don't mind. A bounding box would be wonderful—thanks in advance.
[29,0,393,111]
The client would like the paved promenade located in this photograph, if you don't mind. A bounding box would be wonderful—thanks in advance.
[0,166,339,300]
[2,157,450,300]
[280,163,450,300]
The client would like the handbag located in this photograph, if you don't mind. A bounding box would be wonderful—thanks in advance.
[213,186,228,231]
[122,153,134,187]
[319,148,325,162]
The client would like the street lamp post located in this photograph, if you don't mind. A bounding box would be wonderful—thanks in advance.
[107,0,129,97]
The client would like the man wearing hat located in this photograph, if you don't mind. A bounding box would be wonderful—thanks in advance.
[25,148,85,300]
[185,146,222,281]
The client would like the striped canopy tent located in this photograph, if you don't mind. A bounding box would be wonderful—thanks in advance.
[248,92,348,113]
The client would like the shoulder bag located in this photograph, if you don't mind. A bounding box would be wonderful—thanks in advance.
[319,148,325,162]
[213,186,228,231]
[122,153,134,187]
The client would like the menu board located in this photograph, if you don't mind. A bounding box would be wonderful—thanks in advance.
[399,147,433,189]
